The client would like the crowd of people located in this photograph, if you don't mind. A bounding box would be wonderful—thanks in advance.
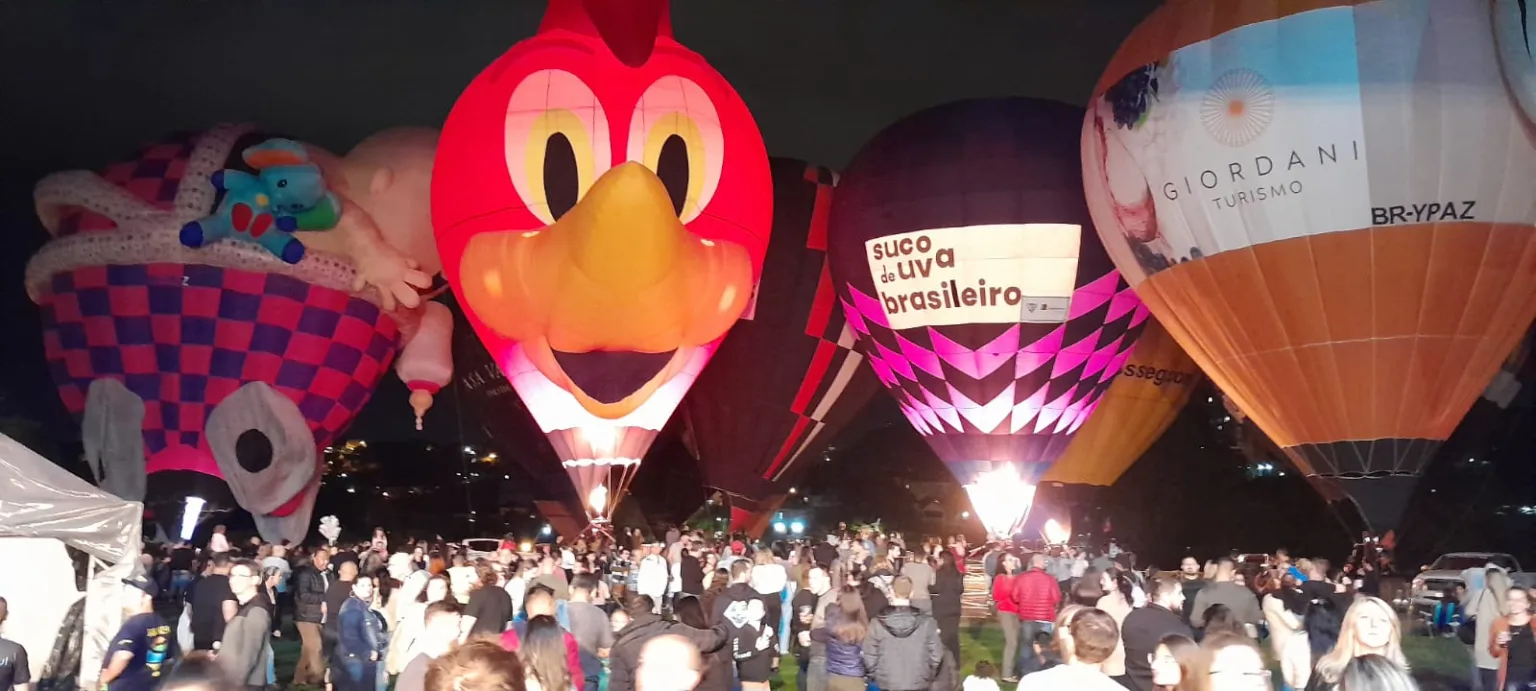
[31,523,1528,691]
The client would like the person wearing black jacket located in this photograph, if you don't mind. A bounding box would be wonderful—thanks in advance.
[189,553,236,652]
[1121,576,1193,691]
[291,548,330,687]
[680,547,704,597]
[709,560,778,690]
[931,551,964,665]
[609,593,726,691]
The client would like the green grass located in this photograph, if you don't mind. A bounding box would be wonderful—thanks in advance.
[265,620,1471,689]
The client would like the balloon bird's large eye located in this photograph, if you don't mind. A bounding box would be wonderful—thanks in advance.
[628,76,723,223]
[205,382,318,516]
[505,69,613,224]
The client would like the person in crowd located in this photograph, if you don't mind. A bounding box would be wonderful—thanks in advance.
[900,546,936,615]
[100,576,174,691]
[1201,604,1245,639]
[190,553,237,653]
[1017,607,1123,690]
[635,634,704,691]
[387,571,433,675]
[862,576,941,691]
[0,599,28,691]
[208,526,231,555]
[1018,630,1058,678]
[395,601,464,691]
[1010,553,1062,677]
[1122,576,1193,691]
[812,589,868,691]
[1283,595,1342,690]
[324,559,361,680]
[218,560,271,691]
[679,544,704,600]
[1310,596,1407,690]
[1095,568,1134,685]
[566,574,613,691]
[334,575,387,691]
[500,586,581,684]
[1176,557,1205,626]
[1190,558,1262,635]
[423,639,527,691]
[991,554,1022,682]
[636,546,669,614]
[293,546,331,686]
[962,660,1000,691]
[710,559,776,691]
[463,564,515,638]
[1201,632,1270,691]
[1490,585,1534,691]
[931,551,964,664]
[448,555,477,605]
[1470,564,1514,690]
[168,542,197,605]
[530,557,571,602]
[803,565,836,691]
[1262,570,1304,664]
[609,592,726,691]
[1339,654,1418,691]
[1148,633,1201,691]
[674,594,731,691]
[1071,569,1106,608]
[156,652,235,691]
[516,616,571,691]
[749,548,788,646]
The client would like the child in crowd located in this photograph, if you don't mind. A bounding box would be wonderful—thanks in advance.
[962,660,1002,691]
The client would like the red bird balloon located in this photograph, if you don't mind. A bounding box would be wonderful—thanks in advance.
[432,0,771,521]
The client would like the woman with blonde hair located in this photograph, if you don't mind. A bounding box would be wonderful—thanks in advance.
[1310,596,1407,689]
[1201,632,1268,691]
[1471,565,1514,689]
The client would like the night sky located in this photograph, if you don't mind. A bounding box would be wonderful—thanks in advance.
[1,1,1531,565]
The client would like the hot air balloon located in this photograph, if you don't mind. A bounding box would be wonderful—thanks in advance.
[25,125,454,543]
[828,98,1150,538]
[1082,0,1536,531]
[432,0,771,523]
[1042,318,1201,488]
[681,158,881,534]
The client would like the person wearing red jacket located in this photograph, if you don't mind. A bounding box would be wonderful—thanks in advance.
[1010,553,1062,677]
[500,587,582,684]
[992,554,1023,681]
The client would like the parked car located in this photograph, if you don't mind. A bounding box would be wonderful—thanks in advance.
[1409,552,1536,622]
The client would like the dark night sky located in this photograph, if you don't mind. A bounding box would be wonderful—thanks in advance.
[1,1,1531,564]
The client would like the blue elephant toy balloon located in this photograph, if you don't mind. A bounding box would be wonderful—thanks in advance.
[179,138,341,263]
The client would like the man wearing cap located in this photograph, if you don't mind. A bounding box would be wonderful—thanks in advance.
[99,577,174,691]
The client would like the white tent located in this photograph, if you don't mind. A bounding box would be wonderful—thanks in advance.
[0,432,142,688]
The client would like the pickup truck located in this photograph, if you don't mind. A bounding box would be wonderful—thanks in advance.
[1409,552,1536,614]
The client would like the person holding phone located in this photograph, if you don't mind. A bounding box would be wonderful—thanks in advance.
[1491,586,1535,690]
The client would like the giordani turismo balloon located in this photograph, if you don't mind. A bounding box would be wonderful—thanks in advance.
[828,98,1149,538]
[1083,0,1536,530]
[432,0,771,521]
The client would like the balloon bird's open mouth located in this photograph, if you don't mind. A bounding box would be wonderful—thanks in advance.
[552,349,677,404]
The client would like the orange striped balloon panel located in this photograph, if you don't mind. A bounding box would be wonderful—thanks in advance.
[1042,319,1202,487]
[1082,0,1536,529]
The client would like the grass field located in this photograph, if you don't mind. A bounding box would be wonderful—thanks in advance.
[265,619,1474,690]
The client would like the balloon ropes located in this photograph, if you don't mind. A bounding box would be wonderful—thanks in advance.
[432,0,773,523]
[1083,0,1536,532]
[828,98,1149,539]
[681,158,880,532]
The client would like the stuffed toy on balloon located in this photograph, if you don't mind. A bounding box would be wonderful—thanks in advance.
[318,515,342,547]
[26,125,455,544]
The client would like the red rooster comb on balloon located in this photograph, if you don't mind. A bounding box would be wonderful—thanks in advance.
[538,0,673,66]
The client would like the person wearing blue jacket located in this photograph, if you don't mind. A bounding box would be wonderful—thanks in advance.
[812,589,869,691]
[333,576,386,691]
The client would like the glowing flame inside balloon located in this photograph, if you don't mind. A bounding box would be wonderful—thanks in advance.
[179,496,206,542]
[1042,518,1071,545]
[963,466,1037,538]
[588,484,609,515]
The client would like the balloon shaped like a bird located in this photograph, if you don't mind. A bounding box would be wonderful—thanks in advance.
[432,0,771,522]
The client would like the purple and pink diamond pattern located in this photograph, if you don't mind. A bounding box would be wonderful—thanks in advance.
[840,270,1148,481]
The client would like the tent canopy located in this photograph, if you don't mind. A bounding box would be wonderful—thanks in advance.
[0,433,140,564]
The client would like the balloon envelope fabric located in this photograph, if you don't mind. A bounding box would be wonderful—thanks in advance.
[431,0,772,521]
[1042,317,1201,488]
[1082,0,1536,530]
[827,98,1149,535]
[27,127,402,544]
[682,158,879,508]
